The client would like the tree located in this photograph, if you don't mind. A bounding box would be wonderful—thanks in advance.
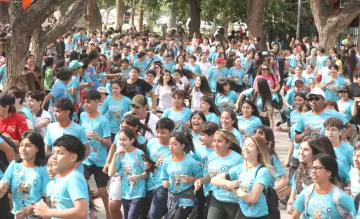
[87,0,102,32]
[188,0,201,36]
[310,0,360,52]
[0,2,10,24]
[4,0,69,89]
[31,0,87,68]
[246,0,265,40]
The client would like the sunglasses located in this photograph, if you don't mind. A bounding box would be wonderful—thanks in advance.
[308,96,321,102]
[262,68,269,71]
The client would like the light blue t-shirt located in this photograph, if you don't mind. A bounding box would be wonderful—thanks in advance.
[229,164,270,217]
[205,112,219,125]
[100,96,132,134]
[1,161,50,213]
[184,63,202,76]
[161,107,192,133]
[0,64,6,85]
[44,122,88,148]
[49,80,68,122]
[225,128,243,148]
[67,75,80,104]
[290,110,301,126]
[80,113,111,167]
[286,76,309,91]
[19,105,34,127]
[290,124,300,159]
[86,65,100,91]
[215,91,238,112]
[337,99,354,125]
[270,155,286,187]
[146,138,171,191]
[65,43,75,51]
[237,115,262,135]
[207,67,228,92]
[133,59,148,78]
[50,169,89,219]
[295,109,348,137]
[227,67,245,85]
[334,141,353,184]
[349,168,360,197]
[160,154,202,207]
[320,75,345,101]
[115,148,146,200]
[293,185,356,219]
[163,62,175,72]
[72,33,86,44]
[316,55,328,70]
[241,59,254,86]
[208,151,242,202]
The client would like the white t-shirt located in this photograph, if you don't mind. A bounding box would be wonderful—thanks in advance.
[155,85,173,111]
[191,89,204,111]
[33,109,51,138]
[197,61,212,77]
[124,111,159,141]
[200,44,211,53]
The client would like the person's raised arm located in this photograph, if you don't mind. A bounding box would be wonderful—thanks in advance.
[42,93,53,109]
[342,122,354,140]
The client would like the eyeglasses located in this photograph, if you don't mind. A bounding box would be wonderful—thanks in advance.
[311,166,325,172]
[262,68,269,71]
[308,96,321,102]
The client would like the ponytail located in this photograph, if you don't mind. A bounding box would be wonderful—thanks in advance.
[172,131,195,154]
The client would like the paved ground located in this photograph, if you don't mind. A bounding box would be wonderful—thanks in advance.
[89,117,293,219]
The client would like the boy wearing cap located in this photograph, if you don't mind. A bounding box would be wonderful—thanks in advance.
[207,58,228,93]
[294,88,354,143]
[337,85,357,146]
[124,95,159,141]
[68,60,83,114]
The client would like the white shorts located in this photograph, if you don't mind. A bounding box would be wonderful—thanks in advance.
[108,174,122,200]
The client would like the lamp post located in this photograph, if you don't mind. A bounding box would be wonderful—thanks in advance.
[296,0,301,40]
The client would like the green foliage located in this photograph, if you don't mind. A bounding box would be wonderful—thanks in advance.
[97,0,115,9]
[201,0,246,24]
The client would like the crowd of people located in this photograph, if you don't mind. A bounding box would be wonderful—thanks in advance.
[0,21,360,219]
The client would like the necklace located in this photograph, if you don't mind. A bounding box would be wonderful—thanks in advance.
[314,183,333,194]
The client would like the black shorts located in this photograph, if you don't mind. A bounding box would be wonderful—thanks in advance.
[84,164,109,188]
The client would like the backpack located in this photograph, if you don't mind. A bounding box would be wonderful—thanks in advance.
[304,184,352,219]
[0,132,16,172]
[254,166,280,219]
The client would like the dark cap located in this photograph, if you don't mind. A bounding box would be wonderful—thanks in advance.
[294,80,304,88]
[131,95,148,107]
[337,85,349,93]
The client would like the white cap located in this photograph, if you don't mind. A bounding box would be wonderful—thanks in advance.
[306,88,325,99]
[97,87,108,94]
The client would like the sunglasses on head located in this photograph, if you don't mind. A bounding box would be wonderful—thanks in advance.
[308,96,321,101]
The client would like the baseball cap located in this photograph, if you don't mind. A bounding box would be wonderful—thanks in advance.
[294,80,304,88]
[69,60,83,70]
[132,95,148,107]
[306,88,325,99]
[337,85,349,93]
[216,57,226,64]
[97,87,108,94]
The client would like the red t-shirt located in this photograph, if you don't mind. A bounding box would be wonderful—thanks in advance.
[0,113,28,140]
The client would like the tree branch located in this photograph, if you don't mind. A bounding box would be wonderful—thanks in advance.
[42,0,87,42]
[309,0,330,27]
[11,0,63,33]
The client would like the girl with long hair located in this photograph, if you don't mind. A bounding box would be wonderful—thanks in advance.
[0,132,49,216]
[190,75,212,111]
[155,70,178,112]
[347,48,358,84]
[186,110,206,146]
[108,128,147,219]
[237,100,262,135]
[199,96,221,125]
[211,135,274,219]
[161,132,202,219]
[220,109,243,147]
[215,79,238,112]
[194,130,242,219]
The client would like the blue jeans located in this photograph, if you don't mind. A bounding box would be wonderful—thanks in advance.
[122,198,144,219]
[149,186,168,219]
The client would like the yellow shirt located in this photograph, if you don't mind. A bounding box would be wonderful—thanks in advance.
[336,60,343,74]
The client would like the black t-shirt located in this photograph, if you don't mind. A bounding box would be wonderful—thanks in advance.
[349,83,360,98]
[122,79,152,99]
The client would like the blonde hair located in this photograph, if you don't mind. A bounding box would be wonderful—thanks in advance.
[243,135,274,175]
[215,130,241,155]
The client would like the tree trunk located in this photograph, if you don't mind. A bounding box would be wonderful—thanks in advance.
[59,0,75,19]
[104,8,110,25]
[115,0,124,28]
[188,0,201,36]
[130,0,135,27]
[246,0,265,41]
[87,0,102,32]
[167,2,176,29]
[32,29,47,68]
[358,17,360,52]
[223,14,229,39]
[0,2,9,24]
[137,9,144,31]
[310,0,360,53]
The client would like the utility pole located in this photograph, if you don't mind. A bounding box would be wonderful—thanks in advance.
[296,0,301,40]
